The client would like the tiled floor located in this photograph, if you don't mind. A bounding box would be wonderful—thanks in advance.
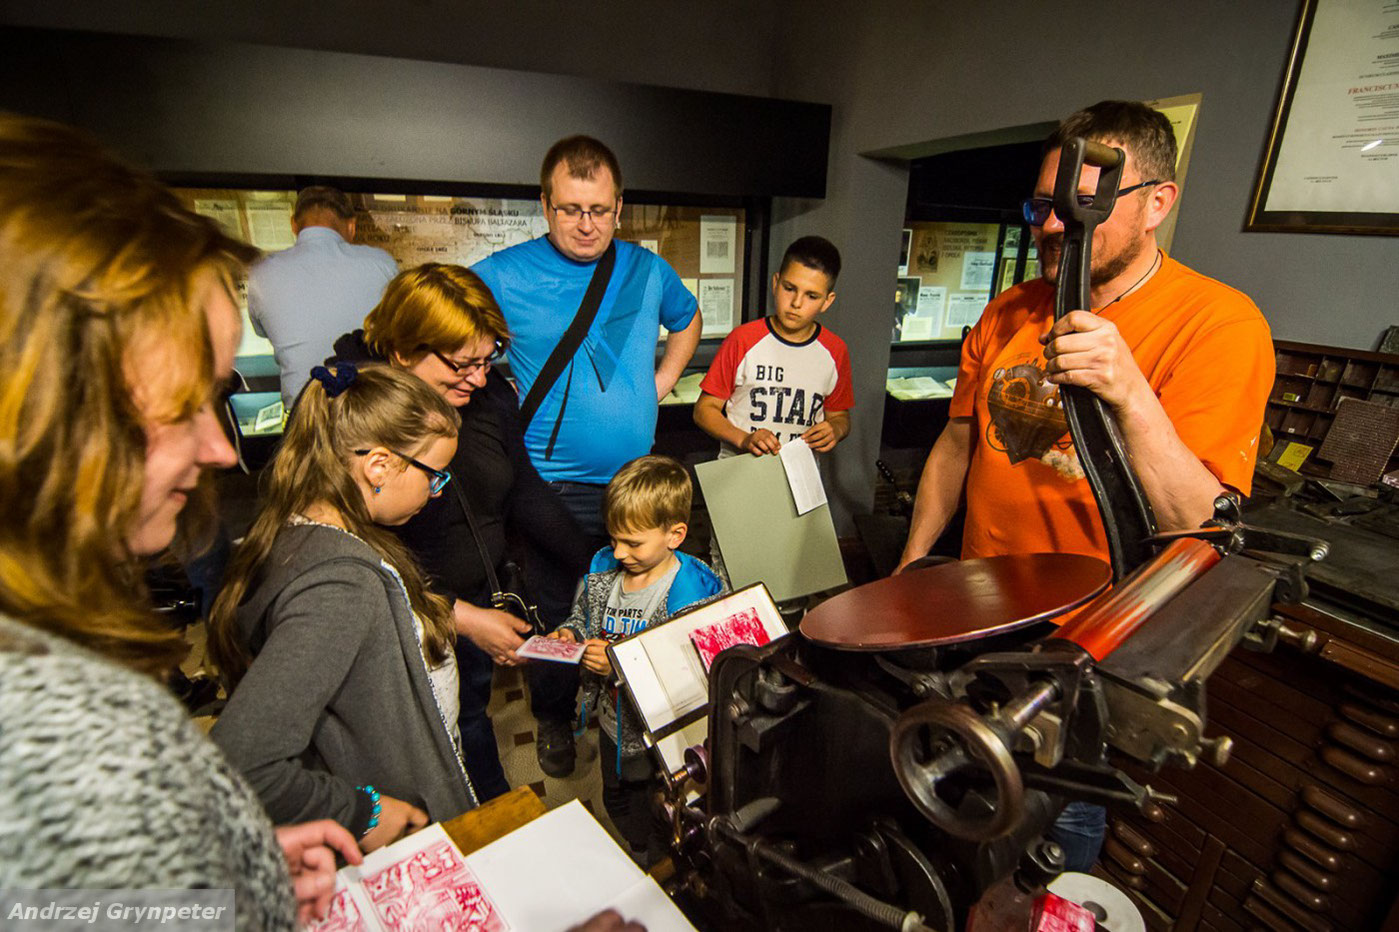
[485,665,619,842]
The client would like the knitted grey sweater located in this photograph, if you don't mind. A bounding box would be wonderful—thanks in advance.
[0,615,296,930]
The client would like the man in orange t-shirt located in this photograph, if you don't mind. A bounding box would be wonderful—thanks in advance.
[898,101,1273,571]
[895,100,1274,874]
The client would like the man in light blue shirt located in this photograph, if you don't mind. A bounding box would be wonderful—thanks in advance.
[248,187,398,406]
[472,136,700,778]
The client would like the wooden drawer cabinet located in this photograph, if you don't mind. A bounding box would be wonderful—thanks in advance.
[1095,601,1399,930]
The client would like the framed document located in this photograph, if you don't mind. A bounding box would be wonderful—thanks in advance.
[1247,0,1399,235]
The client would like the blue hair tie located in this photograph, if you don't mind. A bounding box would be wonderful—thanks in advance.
[310,363,357,398]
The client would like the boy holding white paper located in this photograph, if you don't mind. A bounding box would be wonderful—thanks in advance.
[693,235,854,459]
[551,456,725,864]
[693,236,855,578]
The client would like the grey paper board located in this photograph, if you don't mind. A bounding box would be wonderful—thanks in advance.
[695,453,847,601]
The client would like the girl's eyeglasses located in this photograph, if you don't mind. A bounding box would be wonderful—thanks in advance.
[353,449,452,495]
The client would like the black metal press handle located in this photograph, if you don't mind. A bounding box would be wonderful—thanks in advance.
[1052,137,1158,581]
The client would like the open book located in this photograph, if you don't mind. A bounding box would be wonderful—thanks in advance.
[313,801,693,931]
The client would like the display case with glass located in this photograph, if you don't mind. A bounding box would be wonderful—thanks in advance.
[173,185,758,434]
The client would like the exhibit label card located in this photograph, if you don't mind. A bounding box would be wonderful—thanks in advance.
[699,214,737,274]
[960,251,996,292]
[947,292,987,329]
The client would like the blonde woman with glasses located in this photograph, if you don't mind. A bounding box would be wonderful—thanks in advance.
[327,263,592,795]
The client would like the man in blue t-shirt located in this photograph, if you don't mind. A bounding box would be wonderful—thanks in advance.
[472,135,700,777]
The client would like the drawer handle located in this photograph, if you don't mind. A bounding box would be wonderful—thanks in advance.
[1278,851,1336,892]
[1250,879,1334,932]
[1339,702,1399,739]
[1103,837,1144,875]
[1327,721,1395,764]
[1282,828,1342,871]
[1300,784,1364,829]
[1273,869,1329,912]
[1320,746,1389,785]
[1295,809,1354,850]
[1110,821,1155,858]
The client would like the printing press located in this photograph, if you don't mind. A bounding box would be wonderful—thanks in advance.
[655,140,1332,931]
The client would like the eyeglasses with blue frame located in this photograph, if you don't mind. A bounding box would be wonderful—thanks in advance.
[1021,179,1162,226]
[353,448,452,495]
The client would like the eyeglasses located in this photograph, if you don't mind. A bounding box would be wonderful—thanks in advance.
[547,199,617,226]
[354,448,453,495]
[431,342,506,377]
[1021,180,1162,226]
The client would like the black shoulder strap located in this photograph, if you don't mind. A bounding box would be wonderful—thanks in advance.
[519,241,617,427]
[451,479,501,596]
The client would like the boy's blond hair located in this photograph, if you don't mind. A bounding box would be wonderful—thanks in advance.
[605,455,691,534]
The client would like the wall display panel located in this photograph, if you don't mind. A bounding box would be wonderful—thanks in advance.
[175,187,747,358]
[891,221,1000,343]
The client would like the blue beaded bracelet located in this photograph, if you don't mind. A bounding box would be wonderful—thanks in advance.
[357,784,382,836]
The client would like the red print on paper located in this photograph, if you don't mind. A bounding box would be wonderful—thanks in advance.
[361,838,507,932]
[313,888,366,932]
[689,608,771,672]
[515,634,587,664]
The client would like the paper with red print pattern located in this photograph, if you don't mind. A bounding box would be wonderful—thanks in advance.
[688,607,771,672]
[515,634,586,664]
[359,834,506,932]
[314,888,366,932]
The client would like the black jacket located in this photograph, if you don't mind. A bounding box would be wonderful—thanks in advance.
[327,331,591,606]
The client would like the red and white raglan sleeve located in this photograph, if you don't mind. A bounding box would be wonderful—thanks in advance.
[700,319,767,400]
[699,330,743,400]
[821,330,855,412]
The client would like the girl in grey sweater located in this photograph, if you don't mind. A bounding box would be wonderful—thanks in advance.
[210,363,481,852]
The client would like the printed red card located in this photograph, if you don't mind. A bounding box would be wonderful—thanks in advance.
[360,836,507,931]
[316,888,366,932]
[688,607,771,672]
[1032,892,1095,932]
[516,635,587,664]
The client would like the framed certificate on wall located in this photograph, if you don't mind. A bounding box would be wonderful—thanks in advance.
[1248,0,1399,235]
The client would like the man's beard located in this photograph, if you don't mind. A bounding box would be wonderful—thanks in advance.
[1038,232,1144,288]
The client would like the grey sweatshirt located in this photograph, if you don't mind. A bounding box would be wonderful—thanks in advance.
[0,615,296,930]
[212,523,477,833]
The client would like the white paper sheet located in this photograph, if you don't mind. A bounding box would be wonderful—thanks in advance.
[778,437,827,515]
[699,215,737,274]
[947,292,987,328]
[916,285,947,324]
[244,203,296,251]
[899,317,936,341]
[638,239,660,254]
[886,376,952,401]
[698,279,736,337]
[960,251,996,291]
[193,199,243,239]
[467,802,694,931]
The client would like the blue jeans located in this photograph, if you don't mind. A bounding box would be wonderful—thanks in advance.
[527,481,609,725]
[1047,801,1107,873]
[455,635,509,801]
